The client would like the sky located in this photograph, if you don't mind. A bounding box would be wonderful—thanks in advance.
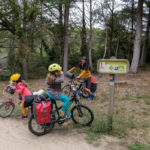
[70,0,124,28]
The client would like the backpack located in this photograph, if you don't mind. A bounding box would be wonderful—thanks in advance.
[91,75,97,84]
[33,100,51,125]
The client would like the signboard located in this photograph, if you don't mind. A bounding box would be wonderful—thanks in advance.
[97,59,129,74]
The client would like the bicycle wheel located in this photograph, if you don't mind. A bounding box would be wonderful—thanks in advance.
[0,102,15,118]
[71,104,94,126]
[62,84,71,97]
[28,114,55,136]
[81,89,89,98]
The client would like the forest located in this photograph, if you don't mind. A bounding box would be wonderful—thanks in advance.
[0,0,150,80]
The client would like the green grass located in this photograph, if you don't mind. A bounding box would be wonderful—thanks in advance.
[128,142,150,150]
[91,111,109,133]
[82,129,101,145]
[112,116,136,138]
[120,92,131,101]
[136,95,150,105]
[140,121,150,128]
[74,110,108,146]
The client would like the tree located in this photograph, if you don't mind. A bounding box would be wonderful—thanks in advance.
[0,0,40,79]
[140,1,150,65]
[130,0,143,73]
[81,0,87,57]
[63,0,70,73]
[88,0,93,70]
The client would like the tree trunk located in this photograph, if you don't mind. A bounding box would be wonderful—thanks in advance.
[140,5,150,66]
[88,0,93,71]
[131,0,134,32]
[115,33,120,58]
[59,0,64,65]
[103,25,108,58]
[40,42,43,58]
[81,0,87,57]
[130,0,143,73]
[19,42,28,80]
[128,0,135,60]
[63,0,70,73]
[22,57,28,80]
[109,0,115,57]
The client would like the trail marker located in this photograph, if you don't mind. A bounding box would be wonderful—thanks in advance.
[97,58,129,130]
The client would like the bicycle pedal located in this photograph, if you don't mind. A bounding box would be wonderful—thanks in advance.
[58,120,65,125]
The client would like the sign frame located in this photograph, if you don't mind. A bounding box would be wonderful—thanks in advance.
[97,59,129,74]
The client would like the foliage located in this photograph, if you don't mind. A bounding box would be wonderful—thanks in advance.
[0,0,150,78]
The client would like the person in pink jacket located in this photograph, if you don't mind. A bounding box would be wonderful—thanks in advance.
[9,73,32,119]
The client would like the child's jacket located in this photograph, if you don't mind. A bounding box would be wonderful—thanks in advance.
[11,82,32,102]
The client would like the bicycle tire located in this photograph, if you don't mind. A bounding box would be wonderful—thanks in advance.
[0,102,15,118]
[28,114,55,136]
[71,104,94,126]
[62,84,71,97]
[81,89,89,98]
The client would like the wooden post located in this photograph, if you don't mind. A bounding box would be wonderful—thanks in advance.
[108,74,115,130]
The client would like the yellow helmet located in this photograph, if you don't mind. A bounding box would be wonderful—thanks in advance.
[48,63,62,72]
[10,73,21,82]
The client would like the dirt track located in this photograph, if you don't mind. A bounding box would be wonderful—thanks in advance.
[0,118,98,150]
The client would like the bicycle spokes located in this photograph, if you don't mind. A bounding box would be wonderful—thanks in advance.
[5,103,11,110]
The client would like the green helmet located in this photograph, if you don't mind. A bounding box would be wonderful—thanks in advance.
[48,63,62,72]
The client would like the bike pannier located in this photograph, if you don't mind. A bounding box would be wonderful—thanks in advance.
[33,101,51,124]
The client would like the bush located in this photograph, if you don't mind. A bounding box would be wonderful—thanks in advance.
[27,55,49,79]
[0,71,11,81]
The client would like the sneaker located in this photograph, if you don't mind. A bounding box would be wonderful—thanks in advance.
[59,112,71,121]
[18,115,28,119]
[66,112,71,119]
[59,116,66,121]
[91,93,95,100]
[88,96,92,101]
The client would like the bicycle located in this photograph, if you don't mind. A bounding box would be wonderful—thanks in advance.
[62,72,89,98]
[0,86,17,118]
[28,80,94,136]
[0,86,44,118]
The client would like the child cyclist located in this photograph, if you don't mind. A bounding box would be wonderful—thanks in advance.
[8,73,32,119]
[43,63,71,120]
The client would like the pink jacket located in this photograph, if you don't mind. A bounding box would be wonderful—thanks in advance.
[11,82,32,102]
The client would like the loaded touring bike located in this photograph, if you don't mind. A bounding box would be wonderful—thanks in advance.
[27,76,94,136]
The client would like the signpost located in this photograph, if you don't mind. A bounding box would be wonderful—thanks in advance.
[97,59,129,130]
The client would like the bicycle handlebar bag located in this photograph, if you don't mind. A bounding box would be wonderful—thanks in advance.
[33,101,51,125]
[66,72,75,79]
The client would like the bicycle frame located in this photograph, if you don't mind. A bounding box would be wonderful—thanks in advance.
[30,85,81,125]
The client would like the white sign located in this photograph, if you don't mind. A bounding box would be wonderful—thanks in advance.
[97,59,129,74]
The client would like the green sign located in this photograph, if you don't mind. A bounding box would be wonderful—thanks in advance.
[97,59,129,74]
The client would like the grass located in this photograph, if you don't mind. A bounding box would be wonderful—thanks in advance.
[74,110,108,146]
[136,94,150,105]
[120,92,132,101]
[91,111,109,133]
[140,121,150,128]
[128,142,150,150]
[111,115,137,138]
[74,110,138,146]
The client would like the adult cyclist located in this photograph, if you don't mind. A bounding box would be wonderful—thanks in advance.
[68,56,95,100]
